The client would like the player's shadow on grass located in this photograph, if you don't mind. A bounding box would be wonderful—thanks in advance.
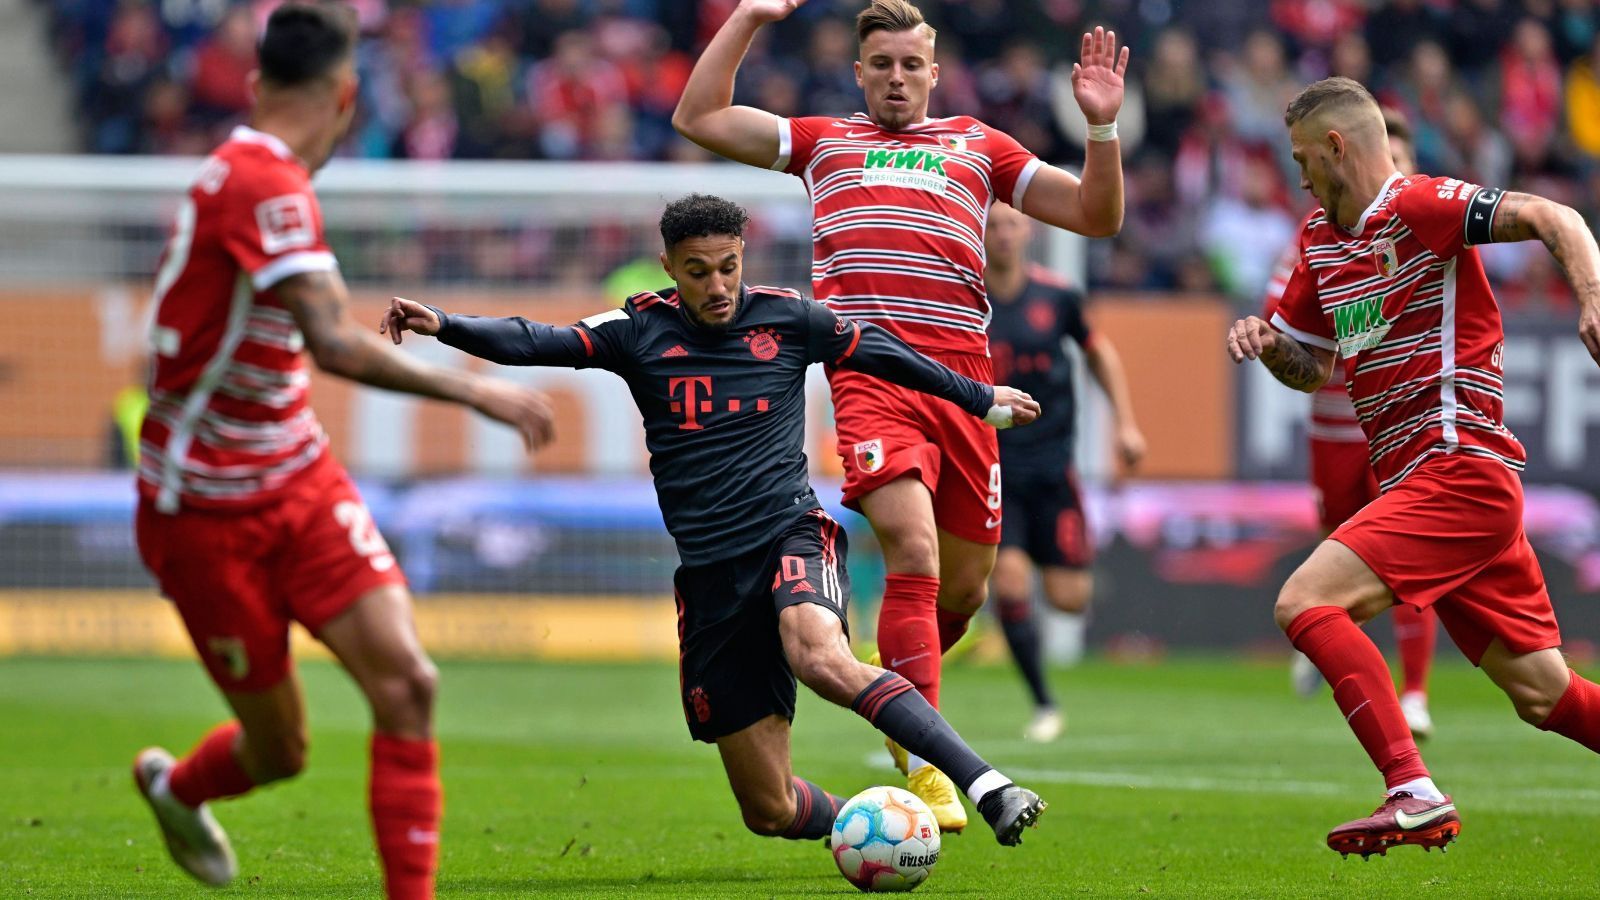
[455,873,994,895]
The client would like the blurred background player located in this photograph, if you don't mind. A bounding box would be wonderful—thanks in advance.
[1270,108,1440,740]
[1229,76,1600,858]
[129,5,553,896]
[983,202,1145,743]
[381,193,1049,846]
[672,0,1126,829]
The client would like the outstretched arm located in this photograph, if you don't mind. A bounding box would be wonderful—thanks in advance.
[1225,315,1335,392]
[1083,337,1146,467]
[1486,192,1600,364]
[671,0,804,168]
[1018,27,1127,237]
[277,275,553,449]
[825,316,1039,427]
[381,297,612,368]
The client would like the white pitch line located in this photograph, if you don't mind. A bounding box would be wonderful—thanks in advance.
[1005,767,1350,796]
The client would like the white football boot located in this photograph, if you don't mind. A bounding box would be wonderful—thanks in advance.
[132,747,238,886]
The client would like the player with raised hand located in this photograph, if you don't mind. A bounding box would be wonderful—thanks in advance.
[672,0,1127,830]
[1228,76,1600,858]
[384,194,1049,847]
[983,202,1145,743]
[1271,108,1441,739]
[129,5,553,896]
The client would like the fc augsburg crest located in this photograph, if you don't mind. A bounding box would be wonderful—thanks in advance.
[1372,237,1399,279]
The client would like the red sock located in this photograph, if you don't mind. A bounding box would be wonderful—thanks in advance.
[878,573,942,708]
[1539,671,1600,753]
[370,735,441,900]
[936,607,973,653]
[1391,603,1436,697]
[1287,606,1429,789]
[168,721,256,808]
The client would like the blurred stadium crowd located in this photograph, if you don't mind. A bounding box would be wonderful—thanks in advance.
[39,0,1600,302]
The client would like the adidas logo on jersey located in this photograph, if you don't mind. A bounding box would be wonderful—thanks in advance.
[661,345,688,358]
[790,580,817,594]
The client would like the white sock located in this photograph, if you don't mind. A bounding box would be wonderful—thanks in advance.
[906,752,929,772]
[1388,776,1445,803]
[965,769,1011,806]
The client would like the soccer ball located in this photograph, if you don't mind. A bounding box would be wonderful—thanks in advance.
[830,785,941,892]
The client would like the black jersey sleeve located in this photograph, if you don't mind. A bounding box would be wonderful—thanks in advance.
[803,300,995,417]
[429,305,634,371]
[1058,288,1093,347]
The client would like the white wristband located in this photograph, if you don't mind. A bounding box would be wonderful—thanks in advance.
[983,405,1014,429]
[1086,121,1118,142]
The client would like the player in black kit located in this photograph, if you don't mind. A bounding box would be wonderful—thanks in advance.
[381,194,1050,846]
[984,202,1146,743]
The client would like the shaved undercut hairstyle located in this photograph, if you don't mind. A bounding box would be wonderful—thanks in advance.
[258,3,357,88]
[1284,76,1381,128]
[856,0,936,45]
[1381,106,1412,143]
[659,194,749,250]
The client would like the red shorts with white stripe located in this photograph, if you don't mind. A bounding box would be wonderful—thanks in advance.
[1310,438,1380,532]
[1331,453,1558,664]
[829,351,1002,545]
[135,453,407,692]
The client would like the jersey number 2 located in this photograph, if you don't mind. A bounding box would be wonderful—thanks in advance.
[334,501,397,573]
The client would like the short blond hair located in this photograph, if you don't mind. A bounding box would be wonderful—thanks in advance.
[856,0,936,45]
[1284,76,1380,128]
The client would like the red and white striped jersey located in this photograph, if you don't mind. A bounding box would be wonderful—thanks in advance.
[775,114,1043,356]
[139,126,336,512]
[1262,214,1365,444]
[1271,173,1525,492]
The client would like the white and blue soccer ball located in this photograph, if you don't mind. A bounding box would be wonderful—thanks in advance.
[831,785,941,892]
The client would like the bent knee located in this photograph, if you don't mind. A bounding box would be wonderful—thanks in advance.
[938,581,988,616]
[369,661,439,724]
[739,796,797,836]
[880,530,939,576]
[1508,686,1562,726]
[791,651,858,705]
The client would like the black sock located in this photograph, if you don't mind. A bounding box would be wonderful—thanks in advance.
[851,672,991,792]
[997,596,1054,709]
[783,776,843,840]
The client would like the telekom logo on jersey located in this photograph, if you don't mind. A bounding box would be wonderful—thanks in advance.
[668,377,770,430]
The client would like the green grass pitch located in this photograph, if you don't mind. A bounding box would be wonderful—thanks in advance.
[3,653,1598,897]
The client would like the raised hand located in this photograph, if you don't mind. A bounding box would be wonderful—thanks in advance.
[1071,26,1129,126]
[738,0,806,25]
[379,297,441,344]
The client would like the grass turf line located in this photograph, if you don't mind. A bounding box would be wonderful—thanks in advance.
[2,656,1598,897]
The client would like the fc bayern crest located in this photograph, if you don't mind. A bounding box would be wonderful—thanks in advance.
[743,327,781,361]
[1372,237,1399,279]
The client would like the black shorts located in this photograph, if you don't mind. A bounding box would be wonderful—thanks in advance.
[673,508,850,743]
[999,466,1091,570]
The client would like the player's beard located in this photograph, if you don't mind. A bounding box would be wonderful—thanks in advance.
[683,294,741,333]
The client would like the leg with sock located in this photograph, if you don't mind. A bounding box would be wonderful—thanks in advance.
[878,573,942,707]
[1287,606,1437,796]
[168,721,258,807]
[1392,604,1437,739]
[370,734,441,900]
[850,671,1046,845]
[936,607,973,653]
[783,777,845,840]
[997,595,1054,710]
[1539,670,1600,752]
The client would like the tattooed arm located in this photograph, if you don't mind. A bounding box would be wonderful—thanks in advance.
[1225,315,1335,392]
[1485,191,1600,364]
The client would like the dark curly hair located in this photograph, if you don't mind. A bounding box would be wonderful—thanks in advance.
[659,194,749,250]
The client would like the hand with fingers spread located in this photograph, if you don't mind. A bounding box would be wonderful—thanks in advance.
[1072,26,1130,126]
[1226,315,1282,364]
[379,297,441,344]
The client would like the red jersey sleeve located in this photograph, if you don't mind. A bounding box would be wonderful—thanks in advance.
[218,161,337,292]
[1390,175,1507,259]
[975,121,1044,208]
[775,116,834,176]
[1267,239,1337,352]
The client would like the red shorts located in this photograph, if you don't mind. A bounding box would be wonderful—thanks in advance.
[135,453,407,691]
[829,352,1001,545]
[1331,453,1558,664]
[1310,438,1379,532]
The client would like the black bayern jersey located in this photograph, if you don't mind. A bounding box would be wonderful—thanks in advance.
[987,267,1092,476]
[432,285,995,565]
